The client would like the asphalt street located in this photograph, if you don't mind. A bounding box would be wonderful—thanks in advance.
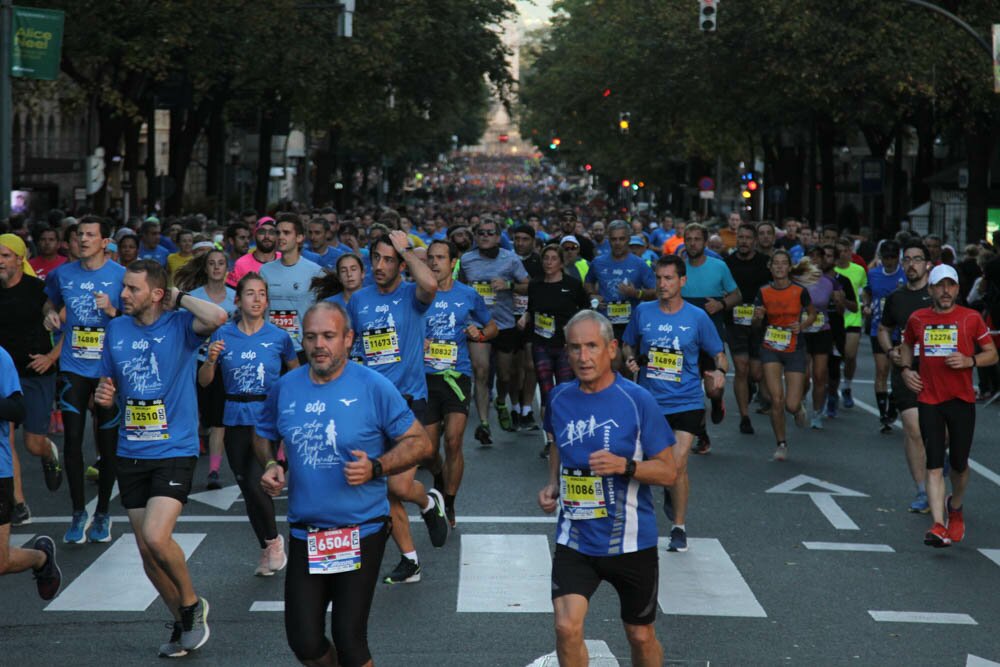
[3,351,1000,666]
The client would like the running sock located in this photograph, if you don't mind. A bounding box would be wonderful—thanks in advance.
[433,473,445,494]
[421,496,435,513]
[403,550,418,565]
[521,405,532,416]
[673,524,686,531]
[209,454,222,473]
[444,493,456,511]
[512,403,521,414]
[917,482,926,493]
[875,392,889,418]
[843,379,852,390]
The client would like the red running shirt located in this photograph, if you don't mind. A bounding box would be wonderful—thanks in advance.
[902,306,990,405]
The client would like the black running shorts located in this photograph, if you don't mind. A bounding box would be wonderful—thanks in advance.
[551,544,658,625]
[116,456,196,509]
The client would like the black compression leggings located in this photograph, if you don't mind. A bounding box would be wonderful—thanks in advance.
[918,399,976,472]
[58,372,119,513]
[224,425,278,548]
[285,526,389,666]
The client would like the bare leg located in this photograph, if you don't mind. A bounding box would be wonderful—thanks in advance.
[0,523,46,574]
[129,497,197,619]
[764,363,786,442]
[553,594,589,667]
[624,622,664,667]
[900,409,926,486]
[668,432,693,525]
[470,341,491,423]
[733,355,751,417]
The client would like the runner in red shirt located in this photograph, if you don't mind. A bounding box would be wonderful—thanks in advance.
[900,264,998,547]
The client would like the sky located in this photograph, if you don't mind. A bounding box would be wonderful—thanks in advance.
[515,0,554,28]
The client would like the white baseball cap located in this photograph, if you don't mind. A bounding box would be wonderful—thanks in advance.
[928,264,959,285]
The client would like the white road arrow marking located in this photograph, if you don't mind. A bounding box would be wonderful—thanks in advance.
[187,484,243,511]
[967,655,1000,667]
[526,640,618,666]
[766,474,868,530]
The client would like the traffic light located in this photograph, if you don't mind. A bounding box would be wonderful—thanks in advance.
[699,0,717,32]
[621,179,631,188]
[584,163,593,171]
[549,137,561,150]
[618,112,630,134]
[747,179,758,192]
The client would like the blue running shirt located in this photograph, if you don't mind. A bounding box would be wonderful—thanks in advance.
[458,249,529,329]
[0,347,21,477]
[622,301,724,414]
[681,257,737,299]
[423,282,493,377]
[347,281,432,400]
[865,266,905,336]
[259,257,325,352]
[544,375,674,556]
[45,260,126,378]
[100,310,204,458]
[585,254,655,325]
[209,321,296,426]
[257,363,415,540]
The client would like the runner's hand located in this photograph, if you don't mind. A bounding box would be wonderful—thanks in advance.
[589,450,625,476]
[387,230,411,255]
[753,305,766,320]
[789,321,801,334]
[704,298,723,315]
[617,282,637,298]
[344,450,373,485]
[261,462,285,496]
[207,339,226,363]
[93,291,112,314]
[888,346,903,366]
[706,369,726,393]
[44,310,61,332]
[164,287,181,310]
[902,368,923,393]
[626,357,640,375]
[538,483,559,514]
[490,278,508,292]
[27,353,55,374]
[94,377,116,408]
[945,352,970,370]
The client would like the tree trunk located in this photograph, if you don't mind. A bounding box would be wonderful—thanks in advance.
[912,104,934,208]
[964,118,995,246]
[889,125,905,237]
[312,124,339,207]
[123,120,141,217]
[166,98,214,215]
[816,116,837,226]
[254,110,274,214]
[95,104,126,214]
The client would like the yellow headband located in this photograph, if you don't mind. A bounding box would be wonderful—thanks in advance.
[0,233,37,278]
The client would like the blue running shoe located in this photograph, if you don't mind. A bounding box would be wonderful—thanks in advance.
[908,491,930,514]
[667,526,688,553]
[63,510,89,544]
[841,388,854,408]
[86,512,112,543]
[826,393,838,418]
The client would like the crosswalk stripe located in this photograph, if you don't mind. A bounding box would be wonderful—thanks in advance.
[13,534,36,547]
[978,549,1000,568]
[658,537,767,618]
[250,601,331,612]
[457,534,552,613]
[803,542,894,552]
[45,533,206,612]
[869,610,976,625]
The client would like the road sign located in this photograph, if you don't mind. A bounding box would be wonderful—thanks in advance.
[698,176,715,191]
[699,190,715,199]
[766,474,868,530]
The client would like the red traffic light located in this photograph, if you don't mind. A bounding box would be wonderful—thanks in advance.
[584,164,592,171]
[747,180,758,191]
[621,179,631,188]
[602,88,612,97]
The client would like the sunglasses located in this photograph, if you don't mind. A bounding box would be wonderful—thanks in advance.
[477,230,497,237]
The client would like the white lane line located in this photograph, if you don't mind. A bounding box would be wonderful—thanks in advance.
[25,514,558,524]
[46,533,206,611]
[457,534,552,613]
[868,610,977,625]
[250,601,331,612]
[188,484,243,511]
[84,482,119,518]
[658,537,766,618]
[803,542,894,552]
[967,655,1000,667]
[855,398,1000,491]
[809,493,859,530]
[14,534,36,547]
[978,549,1000,568]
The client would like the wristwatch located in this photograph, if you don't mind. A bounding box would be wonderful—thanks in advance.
[370,458,384,480]
[624,460,637,479]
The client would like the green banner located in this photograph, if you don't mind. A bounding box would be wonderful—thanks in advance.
[11,6,64,80]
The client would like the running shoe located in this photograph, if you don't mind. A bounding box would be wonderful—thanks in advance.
[41,440,62,492]
[908,491,930,514]
[422,488,449,547]
[663,489,675,522]
[159,621,188,658]
[86,512,112,543]
[841,388,854,408]
[255,535,287,576]
[879,419,893,435]
[794,406,808,428]
[383,555,421,584]
[32,536,62,600]
[667,526,688,553]
[254,547,273,577]
[755,400,772,415]
[179,597,210,651]
[825,393,838,418]
[739,416,754,435]
[85,464,100,483]
[692,434,711,455]
[520,411,540,431]
[946,496,964,543]
[206,471,221,490]
[511,411,521,430]
[12,502,31,527]
[495,400,514,432]
[810,414,824,430]
[710,397,725,424]
[474,422,493,447]
[539,440,552,459]
[924,523,951,548]
[63,510,89,544]
[772,443,788,462]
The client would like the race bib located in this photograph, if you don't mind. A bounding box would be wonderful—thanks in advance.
[733,304,755,327]
[71,326,105,360]
[514,293,529,316]
[307,526,361,575]
[473,281,495,306]
[923,325,958,357]
[269,310,300,339]
[424,338,458,370]
[363,327,401,366]
[534,313,556,339]
[606,301,631,325]
[764,326,792,352]
[803,312,826,333]
[647,345,683,382]
[560,467,607,520]
[124,398,168,441]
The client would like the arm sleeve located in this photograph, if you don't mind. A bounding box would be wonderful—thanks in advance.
[639,262,656,290]
[841,278,856,303]
[181,310,204,350]
[45,271,63,308]
[880,294,898,329]
[471,293,493,325]
[972,312,991,343]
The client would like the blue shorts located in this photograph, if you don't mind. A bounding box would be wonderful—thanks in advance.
[18,375,56,436]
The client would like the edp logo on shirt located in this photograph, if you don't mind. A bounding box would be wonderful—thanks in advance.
[132,340,149,351]
[305,400,326,415]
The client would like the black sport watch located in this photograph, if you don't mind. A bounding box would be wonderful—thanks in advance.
[624,460,636,479]
[370,458,384,480]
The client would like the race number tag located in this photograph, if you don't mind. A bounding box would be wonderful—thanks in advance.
[606,301,631,325]
[534,313,556,339]
[473,282,495,306]
[764,326,792,352]
[923,325,958,357]
[647,346,683,382]
[803,312,826,333]
[71,326,106,360]
[560,467,607,520]
[269,310,300,340]
[307,526,361,575]
[424,338,458,370]
[124,398,168,441]
[733,304,755,327]
[514,293,529,316]
[363,327,401,366]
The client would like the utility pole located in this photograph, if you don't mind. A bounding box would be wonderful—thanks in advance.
[0,0,13,220]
